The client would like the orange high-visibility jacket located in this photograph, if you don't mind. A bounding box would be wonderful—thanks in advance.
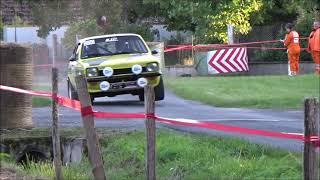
[284,30,300,53]
[308,28,320,52]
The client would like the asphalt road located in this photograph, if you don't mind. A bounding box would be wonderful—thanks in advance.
[32,81,306,151]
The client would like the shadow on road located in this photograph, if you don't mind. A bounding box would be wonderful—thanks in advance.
[93,100,144,107]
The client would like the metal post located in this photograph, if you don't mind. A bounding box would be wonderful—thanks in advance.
[52,34,58,67]
[227,24,234,45]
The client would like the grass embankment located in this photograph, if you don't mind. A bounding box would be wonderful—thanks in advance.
[1,129,304,179]
[166,74,320,109]
[32,84,51,107]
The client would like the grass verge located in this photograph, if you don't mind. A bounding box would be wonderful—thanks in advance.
[165,74,320,109]
[1,129,306,179]
[32,84,51,107]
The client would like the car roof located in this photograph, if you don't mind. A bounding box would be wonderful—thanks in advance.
[79,33,141,44]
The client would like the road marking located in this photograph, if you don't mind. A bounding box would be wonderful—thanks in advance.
[199,119,299,122]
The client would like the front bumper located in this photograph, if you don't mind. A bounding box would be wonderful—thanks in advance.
[86,72,161,96]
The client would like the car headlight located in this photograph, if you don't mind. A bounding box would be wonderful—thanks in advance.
[132,64,143,75]
[146,63,159,72]
[86,67,98,77]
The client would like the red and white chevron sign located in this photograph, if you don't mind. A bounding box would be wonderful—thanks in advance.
[207,48,249,74]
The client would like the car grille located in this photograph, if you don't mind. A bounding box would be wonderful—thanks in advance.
[107,76,139,83]
[98,67,147,76]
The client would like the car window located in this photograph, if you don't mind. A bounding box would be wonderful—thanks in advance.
[81,36,148,59]
[69,45,79,61]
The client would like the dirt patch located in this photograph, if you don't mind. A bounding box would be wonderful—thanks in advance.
[0,164,45,180]
[0,165,23,180]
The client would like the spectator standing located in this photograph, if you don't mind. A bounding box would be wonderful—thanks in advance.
[281,23,301,76]
[307,21,320,75]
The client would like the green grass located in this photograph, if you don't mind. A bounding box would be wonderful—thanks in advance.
[1,129,307,179]
[32,97,51,107]
[32,84,51,107]
[0,127,125,139]
[165,74,320,109]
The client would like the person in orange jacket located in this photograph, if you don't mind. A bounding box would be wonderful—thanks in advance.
[281,23,301,76]
[307,21,320,75]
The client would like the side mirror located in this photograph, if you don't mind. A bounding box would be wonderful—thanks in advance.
[151,50,158,55]
[69,54,76,61]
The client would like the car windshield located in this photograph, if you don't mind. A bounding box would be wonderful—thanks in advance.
[81,36,148,59]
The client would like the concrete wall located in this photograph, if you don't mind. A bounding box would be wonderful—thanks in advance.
[164,62,315,77]
[247,62,314,75]
[164,65,197,77]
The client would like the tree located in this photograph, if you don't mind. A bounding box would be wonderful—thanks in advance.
[60,0,154,49]
[61,18,154,50]
[0,16,3,40]
[26,0,155,48]
[250,0,319,62]
[142,0,263,43]
[206,0,262,43]
[29,0,71,38]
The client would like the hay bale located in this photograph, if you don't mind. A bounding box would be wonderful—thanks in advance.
[0,42,33,129]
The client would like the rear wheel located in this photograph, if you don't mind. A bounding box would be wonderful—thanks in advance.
[67,80,78,100]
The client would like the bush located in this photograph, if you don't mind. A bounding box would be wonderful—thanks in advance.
[249,10,315,62]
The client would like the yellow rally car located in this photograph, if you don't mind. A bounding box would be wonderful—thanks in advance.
[67,33,164,102]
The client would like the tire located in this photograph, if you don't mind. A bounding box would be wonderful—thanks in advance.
[154,77,165,101]
[67,80,78,100]
[138,77,165,101]
[90,94,95,104]
[139,93,144,101]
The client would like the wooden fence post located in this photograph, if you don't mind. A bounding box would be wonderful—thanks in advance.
[52,67,63,180]
[75,75,106,180]
[144,85,156,180]
[303,98,319,180]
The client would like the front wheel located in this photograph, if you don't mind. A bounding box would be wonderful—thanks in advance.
[138,77,165,101]
[138,94,144,101]
[154,77,165,101]
[67,80,78,100]
[90,94,95,104]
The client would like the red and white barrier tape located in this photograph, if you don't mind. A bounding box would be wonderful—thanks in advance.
[165,38,309,52]
[0,85,319,147]
[154,116,319,145]
[0,85,52,97]
[33,64,53,68]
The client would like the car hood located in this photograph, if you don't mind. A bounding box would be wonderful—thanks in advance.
[80,53,159,69]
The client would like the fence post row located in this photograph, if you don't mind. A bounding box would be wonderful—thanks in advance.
[303,98,319,180]
[144,85,156,180]
[75,75,106,180]
[52,67,63,180]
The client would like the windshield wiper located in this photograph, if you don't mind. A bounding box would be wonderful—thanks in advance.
[111,51,147,55]
[83,53,110,58]
[111,51,132,55]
